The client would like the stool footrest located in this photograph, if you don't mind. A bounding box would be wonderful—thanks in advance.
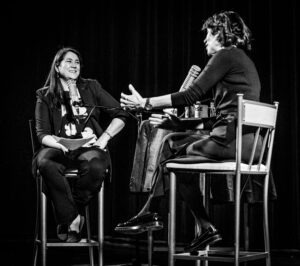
[36,238,100,247]
[173,249,269,262]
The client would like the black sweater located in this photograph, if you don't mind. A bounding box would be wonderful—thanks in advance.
[171,47,261,143]
[171,46,260,113]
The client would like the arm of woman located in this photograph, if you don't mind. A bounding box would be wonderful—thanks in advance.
[35,89,68,153]
[41,135,69,153]
[121,50,231,110]
[120,84,172,109]
[93,118,125,150]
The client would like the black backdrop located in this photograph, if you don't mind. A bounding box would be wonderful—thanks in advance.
[2,0,299,260]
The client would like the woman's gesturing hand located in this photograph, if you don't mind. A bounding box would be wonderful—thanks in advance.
[120,84,145,110]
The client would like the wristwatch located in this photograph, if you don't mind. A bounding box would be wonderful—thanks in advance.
[144,98,153,111]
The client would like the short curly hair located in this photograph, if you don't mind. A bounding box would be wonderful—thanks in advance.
[202,11,252,51]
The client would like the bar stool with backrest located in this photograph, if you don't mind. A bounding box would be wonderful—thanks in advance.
[29,119,106,266]
[165,94,279,266]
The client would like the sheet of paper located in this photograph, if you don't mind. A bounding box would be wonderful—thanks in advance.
[53,136,94,150]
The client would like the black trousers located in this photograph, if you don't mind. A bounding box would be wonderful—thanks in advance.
[34,146,110,225]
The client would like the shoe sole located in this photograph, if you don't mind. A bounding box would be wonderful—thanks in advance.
[187,234,222,253]
[57,228,68,241]
[57,216,85,242]
[115,221,163,234]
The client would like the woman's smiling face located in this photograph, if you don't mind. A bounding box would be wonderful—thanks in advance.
[56,51,81,80]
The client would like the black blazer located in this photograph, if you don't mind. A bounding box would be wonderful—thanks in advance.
[35,78,128,144]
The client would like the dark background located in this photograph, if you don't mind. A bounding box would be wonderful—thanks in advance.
[2,0,299,265]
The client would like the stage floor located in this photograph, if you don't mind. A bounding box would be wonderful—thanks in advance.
[2,236,299,266]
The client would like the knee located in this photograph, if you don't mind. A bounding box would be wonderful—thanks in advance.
[185,144,192,155]
[85,158,109,177]
[38,158,55,173]
[186,138,210,156]
[37,158,65,180]
[186,142,198,155]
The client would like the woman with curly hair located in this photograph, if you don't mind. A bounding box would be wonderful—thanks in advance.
[115,11,267,252]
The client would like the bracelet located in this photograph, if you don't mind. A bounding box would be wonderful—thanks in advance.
[103,131,112,139]
[144,98,153,111]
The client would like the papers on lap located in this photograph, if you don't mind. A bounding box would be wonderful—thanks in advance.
[52,136,94,150]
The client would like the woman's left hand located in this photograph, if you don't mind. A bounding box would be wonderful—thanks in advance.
[149,113,183,130]
[81,130,97,147]
[93,133,110,150]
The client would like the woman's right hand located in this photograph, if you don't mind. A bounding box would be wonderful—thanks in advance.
[42,135,69,153]
[120,84,146,110]
[58,143,69,154]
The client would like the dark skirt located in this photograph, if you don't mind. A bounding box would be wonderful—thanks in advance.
[129,120,277,202]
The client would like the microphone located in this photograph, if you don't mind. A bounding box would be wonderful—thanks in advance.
[179,65,201,92]
[67,79,81,107]
[163,65,201,117]
[178,65,201,118]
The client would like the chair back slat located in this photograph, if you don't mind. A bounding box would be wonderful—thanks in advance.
[258,129,271,167]
[247,128,261,170]
[242,100,277,128]
[29,119,41,155]
[237,94,279,172]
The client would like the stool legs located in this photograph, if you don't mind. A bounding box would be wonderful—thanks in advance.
[167,169,271,266]
[147,230,153,266]
[234,172,242,266]
[34,176,104,266]
[201,173,209,266]
[33,175,47,266]
[33,202,39,266]
[263,175,271,266]
[168,171,176,266]
[98,186,104,266]
[41,179,47,266]
[85,207,95,266]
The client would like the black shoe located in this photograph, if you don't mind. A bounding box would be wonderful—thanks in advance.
[184,226,222,253]
[57,224,68,241]
[114,212,163,234]
[65,230,81,243]
[57,216,85,243]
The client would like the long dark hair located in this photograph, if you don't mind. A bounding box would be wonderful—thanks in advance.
[43,47,83,107]
[202,11,252,51]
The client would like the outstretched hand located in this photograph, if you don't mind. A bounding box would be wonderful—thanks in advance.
[120,84,145,110]
[149,113,183,130]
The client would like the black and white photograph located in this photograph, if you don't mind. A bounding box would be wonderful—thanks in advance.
[2,0,299,265]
